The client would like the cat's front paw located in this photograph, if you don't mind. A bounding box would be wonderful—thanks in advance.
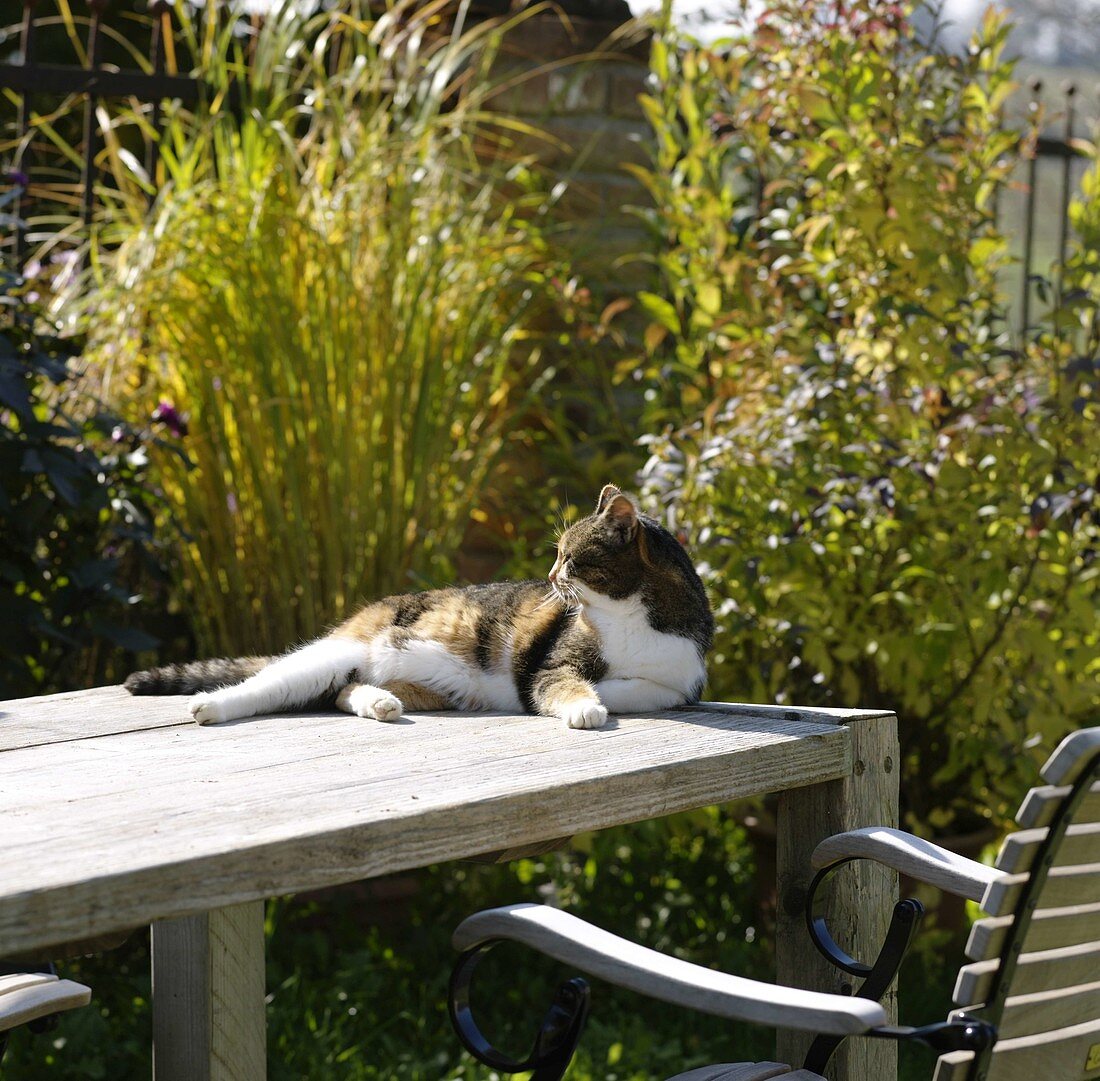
[561,698,608,730]
[191,693,227,726]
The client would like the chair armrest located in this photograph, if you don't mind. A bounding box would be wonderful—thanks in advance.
[453,904,886,1036]
[810,827,1006,903]
[0,973,91,1033]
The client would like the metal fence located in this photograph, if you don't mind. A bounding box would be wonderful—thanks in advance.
[1016,79,1092,332]
[2,1,201,256]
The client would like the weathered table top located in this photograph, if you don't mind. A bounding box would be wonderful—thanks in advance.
[0,686,882,956]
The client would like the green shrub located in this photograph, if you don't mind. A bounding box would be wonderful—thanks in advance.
[631,1,1098,832]
[70,0,566,655]
[0,235,177,698]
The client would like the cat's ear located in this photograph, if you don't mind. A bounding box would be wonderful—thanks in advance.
[600,491,638,542]
[596,484,623,514]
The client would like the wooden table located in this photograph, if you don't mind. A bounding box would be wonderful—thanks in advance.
[0,687,899,1080]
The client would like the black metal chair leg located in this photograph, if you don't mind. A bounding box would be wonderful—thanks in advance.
[802,875,925,1075]
[449,941,590,1081]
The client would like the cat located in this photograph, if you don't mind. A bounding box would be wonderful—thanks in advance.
[124,485,714,729]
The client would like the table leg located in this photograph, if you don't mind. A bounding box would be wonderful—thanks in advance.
[152,900,266,1081]
[775,712,900,1081]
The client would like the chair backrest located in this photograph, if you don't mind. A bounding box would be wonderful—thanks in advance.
[933,727,1100,1081]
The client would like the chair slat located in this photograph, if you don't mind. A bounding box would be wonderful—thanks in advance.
[981,862,1100,917]
[1017,782,1100,830]
[665,1064,795,1081]
[995,980,1100,1040]
[995,823,1100,874]
[967,903,1100,960]
[1041,730,1100,786]
[933,1052,972,1081]
[955,939,1100,1006]
[934,1014,1100,1081]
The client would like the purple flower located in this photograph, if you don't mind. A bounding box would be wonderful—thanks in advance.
[151,399,189,438]
[5,169,29,188]
[226,492,239,515]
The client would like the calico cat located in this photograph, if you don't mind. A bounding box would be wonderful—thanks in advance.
[124,485,714,728]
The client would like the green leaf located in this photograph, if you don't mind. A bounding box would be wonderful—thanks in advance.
[638,292,681,334]
[696,282,721,317]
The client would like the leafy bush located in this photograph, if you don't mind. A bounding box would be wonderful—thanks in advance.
[67,0,567,656]
[631,1,1098,832]
[0,234,176,698]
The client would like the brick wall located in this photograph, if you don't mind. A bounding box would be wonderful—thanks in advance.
[488,13,655,294]
[457,14,655,581]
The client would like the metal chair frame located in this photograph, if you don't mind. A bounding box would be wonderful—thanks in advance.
[448,745,1100,1081]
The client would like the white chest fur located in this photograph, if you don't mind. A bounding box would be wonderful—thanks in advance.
[578,589,704,695]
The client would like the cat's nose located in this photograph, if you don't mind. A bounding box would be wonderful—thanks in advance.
[548,567,559,584]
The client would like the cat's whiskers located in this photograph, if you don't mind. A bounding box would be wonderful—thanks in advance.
[555,579,581,609]
[532,590,561,613]
[545,578,581,611]
[553,503,569,537]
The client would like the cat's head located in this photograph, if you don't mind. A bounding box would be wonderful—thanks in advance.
[547,485,638,605]
[549,485,711,629]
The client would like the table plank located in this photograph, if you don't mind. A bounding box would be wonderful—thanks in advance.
[0,691,851,956]
[686,701,894,724]
[0,686,188,750]
[0,687,890,752]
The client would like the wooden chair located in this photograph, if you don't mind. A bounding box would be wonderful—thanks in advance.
[0,963,91,1064]
[449,726,1100,1080]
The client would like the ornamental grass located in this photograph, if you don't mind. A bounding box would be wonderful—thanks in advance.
[74,0,557,654]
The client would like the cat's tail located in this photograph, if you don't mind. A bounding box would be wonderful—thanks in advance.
[124,656,273,695]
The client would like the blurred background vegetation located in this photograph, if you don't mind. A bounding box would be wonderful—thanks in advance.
[1,0,1097,1076]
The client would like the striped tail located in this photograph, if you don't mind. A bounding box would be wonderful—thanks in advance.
[123,656,272,696]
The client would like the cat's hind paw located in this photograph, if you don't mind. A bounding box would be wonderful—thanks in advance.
[191,693,227,726]
[337,683,404,722]
[562,699,608,730]
[366,692,403,722]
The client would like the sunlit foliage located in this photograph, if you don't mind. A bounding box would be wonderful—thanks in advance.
[633,1,1098,832]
